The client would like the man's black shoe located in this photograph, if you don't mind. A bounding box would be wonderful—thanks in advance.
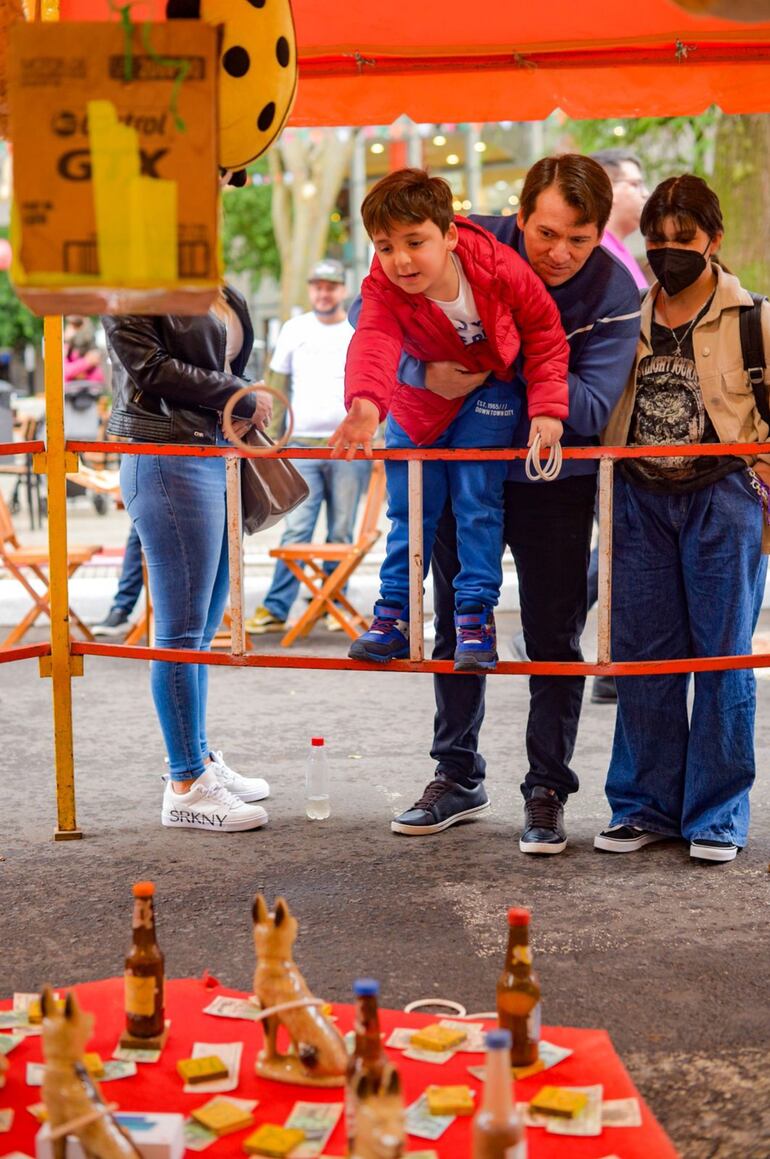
[391,777,490,836]
[92,606,131,637]
[591,675,617,704]
[519,785,567,854]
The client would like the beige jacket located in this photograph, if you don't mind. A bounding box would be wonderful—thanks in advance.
[604,265,770,548]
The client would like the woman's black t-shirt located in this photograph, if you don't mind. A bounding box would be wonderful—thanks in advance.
[622,296,742,493]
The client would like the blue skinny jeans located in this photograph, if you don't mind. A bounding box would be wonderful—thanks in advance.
[120,446,230,780]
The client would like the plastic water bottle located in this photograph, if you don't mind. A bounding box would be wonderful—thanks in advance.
[305,737,330,820]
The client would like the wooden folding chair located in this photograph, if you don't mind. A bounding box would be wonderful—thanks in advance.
[0,490,101,647]
[124,558,252,651]
[271,461,387,647]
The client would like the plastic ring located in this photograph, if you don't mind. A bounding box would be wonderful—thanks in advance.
[525,433,563,482]
[221,384,294,456]
[403,998,467,1016]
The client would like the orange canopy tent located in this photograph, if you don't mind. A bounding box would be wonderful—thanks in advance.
[58,0,770,125]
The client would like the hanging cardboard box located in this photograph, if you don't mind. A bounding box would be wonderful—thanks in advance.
[8,20,221,315]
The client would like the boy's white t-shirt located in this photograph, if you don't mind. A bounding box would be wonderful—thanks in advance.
[269,311,353,438]
[427,253,487,348]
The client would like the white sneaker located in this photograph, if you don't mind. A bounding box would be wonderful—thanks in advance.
[208,750,270,802]
[161,769,268,832]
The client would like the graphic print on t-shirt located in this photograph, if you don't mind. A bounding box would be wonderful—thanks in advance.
[629,350,719,482]
[429,253,488,348]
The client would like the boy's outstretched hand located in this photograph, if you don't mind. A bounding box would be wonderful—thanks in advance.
[329,397,380,460]
[528,416,563,449]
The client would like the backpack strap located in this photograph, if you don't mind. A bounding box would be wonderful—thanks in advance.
[739,292,770,426]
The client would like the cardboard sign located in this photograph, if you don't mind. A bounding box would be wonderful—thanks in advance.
[8,20,221,315]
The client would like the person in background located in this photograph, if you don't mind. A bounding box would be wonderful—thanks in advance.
[596,174,770,864]
[92,523,143,636]
[103,284,273,834]
[63,316,105,385]
[246,259,370,636]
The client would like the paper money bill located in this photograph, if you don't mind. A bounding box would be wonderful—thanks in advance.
[344,1030,356,1055]
[405,1153,439,1158]
[385,1027,414,1050]
[601,1097,642,1128]
[0,1012,33,1033]
[183,1042,242,1093]
[545,1085,603,1137]
[283,1101,343,1157]
[112,1044,161,1064]
[0,1108,14,1132]
[202,995,262,1022]
[206,1096,258,1113]
[183,1118,217,1151]
[403,1046,456,1065]
[467,1038,574,1084]
[12,993,43,1013]
[25,1062,44,1087]
[101,1060,138,1082]
[0,1034,24,1056]
[438,1020,486,1052]
[405,1094,455,1141]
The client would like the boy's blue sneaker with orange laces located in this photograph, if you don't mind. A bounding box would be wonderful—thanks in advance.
[454,604,498,672]
[349,601,409,662]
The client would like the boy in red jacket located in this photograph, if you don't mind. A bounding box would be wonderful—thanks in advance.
[330,169,569,671]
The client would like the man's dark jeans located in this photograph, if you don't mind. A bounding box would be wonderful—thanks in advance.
[430,473,596,799]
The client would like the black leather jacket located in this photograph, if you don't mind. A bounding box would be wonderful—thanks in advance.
[103,286,256,445]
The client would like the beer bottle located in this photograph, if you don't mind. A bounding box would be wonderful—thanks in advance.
[345,978,387,1153]
[124,881,164,1039]
[472,1029,527,1159]
[496,907,540,1067]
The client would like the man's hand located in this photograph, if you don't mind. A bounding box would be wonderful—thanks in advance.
[329,398,380,460]
[425,361,489,400]
[528,416,563,449]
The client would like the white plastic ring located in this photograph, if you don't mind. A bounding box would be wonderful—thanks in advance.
[222,384,294,456]
[403,998,467,1016]
[525,432,563,482]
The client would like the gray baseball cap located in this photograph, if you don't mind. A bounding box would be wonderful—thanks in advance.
[307,258,346,284]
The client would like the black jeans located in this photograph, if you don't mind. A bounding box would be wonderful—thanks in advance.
[430,473,596,799]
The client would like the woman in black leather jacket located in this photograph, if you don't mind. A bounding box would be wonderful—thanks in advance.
[103,287,273,834]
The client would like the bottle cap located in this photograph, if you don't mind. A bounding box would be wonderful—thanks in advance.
[311,737,325,746]
[507,907,531,926]
[485,1029,512,1050]
[353,978,380,997]
[132,881,155,898]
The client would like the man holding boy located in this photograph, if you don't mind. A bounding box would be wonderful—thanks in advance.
[387,155,641,853]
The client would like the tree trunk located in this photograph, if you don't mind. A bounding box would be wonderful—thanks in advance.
[269,129,354,320]
[712,114,770,294]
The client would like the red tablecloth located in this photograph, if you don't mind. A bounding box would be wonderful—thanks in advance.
[0,978,677,1158]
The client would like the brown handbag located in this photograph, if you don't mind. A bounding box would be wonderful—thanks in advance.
[240,427,309,534]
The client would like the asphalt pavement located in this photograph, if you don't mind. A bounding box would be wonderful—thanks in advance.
[1,608,769,1158]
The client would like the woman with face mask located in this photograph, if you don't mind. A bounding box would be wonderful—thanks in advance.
[597,174,770,864]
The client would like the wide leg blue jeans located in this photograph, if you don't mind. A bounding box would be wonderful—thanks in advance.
[120,449,231,780]
[606,470,767,846]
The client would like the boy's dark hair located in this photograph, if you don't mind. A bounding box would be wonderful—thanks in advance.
[361,168,454,238]
[640,174,724,243]
[590,148,644,181]
[519,154,613,235]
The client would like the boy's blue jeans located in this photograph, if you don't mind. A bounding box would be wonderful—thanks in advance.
[379,383,521,610]
[263,450,370,620]
[607,470,767,846]
[120,445,231,780]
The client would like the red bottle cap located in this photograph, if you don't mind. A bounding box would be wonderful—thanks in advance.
[507,907,531,926]
[132,881,155,898]
[311,737,325,746]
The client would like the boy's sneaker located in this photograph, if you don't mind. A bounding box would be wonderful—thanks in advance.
[208,750,270,802]
[391,776,490,835]
[594,825,667,853]
[349,602,409,662]
[245,605,286,635]
[454,605,497,672]
[161,769,268,832]
[690,838,739,862]
[92,607,131,637]
[519,786,566,854]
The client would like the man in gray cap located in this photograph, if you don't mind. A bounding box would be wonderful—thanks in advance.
[247,259,370,635]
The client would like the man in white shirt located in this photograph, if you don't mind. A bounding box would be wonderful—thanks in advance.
[246,259,370,634]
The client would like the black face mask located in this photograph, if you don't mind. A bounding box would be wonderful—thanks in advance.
[646,241,711,297]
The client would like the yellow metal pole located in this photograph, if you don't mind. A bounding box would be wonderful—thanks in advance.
[42,316,82,840]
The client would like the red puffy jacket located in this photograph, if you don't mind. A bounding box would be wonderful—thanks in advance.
[345,216,569,446]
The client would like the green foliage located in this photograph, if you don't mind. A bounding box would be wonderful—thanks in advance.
[562,110,722,183]
[220,160,281,288]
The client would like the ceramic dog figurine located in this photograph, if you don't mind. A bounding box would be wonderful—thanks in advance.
[40,987,140,1159]
[352,1065,406,1159]
[252,893,347,1086]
